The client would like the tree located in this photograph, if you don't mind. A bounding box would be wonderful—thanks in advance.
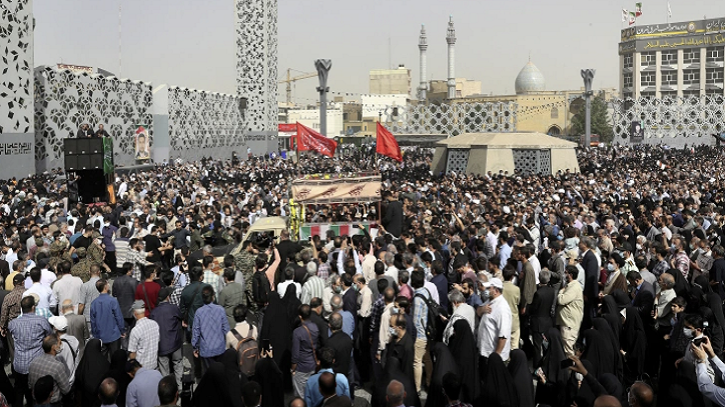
[571,95,613,143]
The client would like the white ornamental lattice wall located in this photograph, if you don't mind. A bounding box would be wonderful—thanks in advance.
[383,102,517,137]
[34,67,154,171]
[0,0,35,179]
[235,0,278,133]
[612,96,725,148]
[167,87,245,162]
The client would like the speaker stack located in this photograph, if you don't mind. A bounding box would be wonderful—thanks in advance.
[64,138,114,205]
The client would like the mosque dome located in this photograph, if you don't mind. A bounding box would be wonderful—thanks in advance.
[515,61,546,94]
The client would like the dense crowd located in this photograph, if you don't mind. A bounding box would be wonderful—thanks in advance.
[2,144,725,407]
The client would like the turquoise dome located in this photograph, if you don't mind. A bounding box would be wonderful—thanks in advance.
[515,61,546,94]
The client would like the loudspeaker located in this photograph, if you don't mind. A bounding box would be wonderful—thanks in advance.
[75,169,107,203]
[65,154,103,171]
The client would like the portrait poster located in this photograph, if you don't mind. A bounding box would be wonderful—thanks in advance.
[630,121,644,143]
[134,125,151,161]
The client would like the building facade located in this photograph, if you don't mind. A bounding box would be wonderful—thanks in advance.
[428,78,482,102]
[369,66,412,95]
[235,0,278,132]
[287,107,343,137]
[1,0,35,180]
[619,18,725,98]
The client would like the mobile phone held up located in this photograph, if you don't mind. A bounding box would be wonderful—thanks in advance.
[560,358,575,369]
[693,337,704,347]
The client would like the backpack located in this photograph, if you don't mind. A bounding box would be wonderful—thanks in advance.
[231,327,259,376]
[414,288,447,342]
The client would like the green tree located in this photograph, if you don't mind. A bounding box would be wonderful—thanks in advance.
[571,95,613,143]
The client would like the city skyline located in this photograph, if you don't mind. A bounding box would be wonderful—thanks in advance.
[34,0,724,104]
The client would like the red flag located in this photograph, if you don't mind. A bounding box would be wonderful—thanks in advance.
[376,122,402,162]
[295,122,337,157]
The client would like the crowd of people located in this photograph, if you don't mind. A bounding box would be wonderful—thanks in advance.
[1,144,725,407]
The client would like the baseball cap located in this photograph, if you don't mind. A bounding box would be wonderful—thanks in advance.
[48,316,68,331]
[131,300,145,311]
[483,278,503,290]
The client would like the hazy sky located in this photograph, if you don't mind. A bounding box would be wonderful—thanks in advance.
[34,0,723,104]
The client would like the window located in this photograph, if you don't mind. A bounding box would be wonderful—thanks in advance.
[551,107,559,119]
[706,68,724,84]
[624,73,633,88]
[683,49,700,64]
[641,52,656,66]
[683,89,700,97]
[661,51,677,65]
[683,69,700,85]
[661,71,678,85]
[641,72,656,86]
[623,54,634,68]
[707,47,724,63]
[660,91,678,98]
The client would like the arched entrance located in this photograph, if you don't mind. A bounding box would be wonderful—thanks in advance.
[547,125,561,136]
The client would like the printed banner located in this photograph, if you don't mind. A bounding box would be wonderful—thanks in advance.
[299,222,378,241]
[134,125,151,161]
[291,175,382,204]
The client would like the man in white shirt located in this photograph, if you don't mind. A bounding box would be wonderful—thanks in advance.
[476,278,512,370]
[383,252,398,283]
[25,268,57,314]
[277,265,301,299]
[52,261,83,314]
[353,275,373,318]
[528,249,542,285]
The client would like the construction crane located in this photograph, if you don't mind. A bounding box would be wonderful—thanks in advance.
[279,68,317,105]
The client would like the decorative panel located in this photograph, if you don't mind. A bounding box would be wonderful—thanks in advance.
[538,148,551,174]
[0,0,34,135]
[383,102,516,138]
[513,149,550,175]
[446,149,469,174]
[34,67,153,171]
[235,0,278,132]
[167,87,245,161]
[612,96,725,147]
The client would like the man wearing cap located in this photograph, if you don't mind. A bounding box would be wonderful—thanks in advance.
[476,277,511,376]
[90,279,125,356]
[150,288,183,389]
[128,300,160,370]
[48,315,79,387]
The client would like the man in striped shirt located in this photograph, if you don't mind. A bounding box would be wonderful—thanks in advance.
[301,263,325,305]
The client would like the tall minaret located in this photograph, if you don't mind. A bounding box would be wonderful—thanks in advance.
[446,15,456,99]
[417,24,428,101]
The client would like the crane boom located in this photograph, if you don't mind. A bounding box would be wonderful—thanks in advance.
[279,68,317,105]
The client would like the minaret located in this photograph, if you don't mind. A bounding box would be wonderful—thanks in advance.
[417,24,428,101]
[446,16,456,100]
